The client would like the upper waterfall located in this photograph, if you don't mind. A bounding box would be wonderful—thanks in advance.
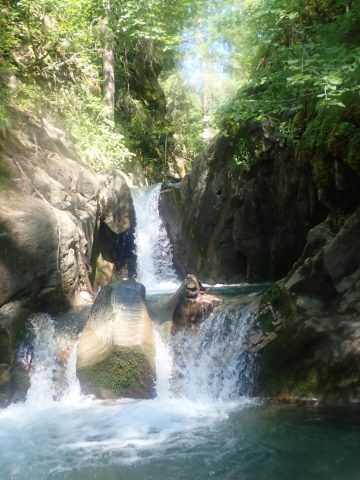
[131,184,179,292]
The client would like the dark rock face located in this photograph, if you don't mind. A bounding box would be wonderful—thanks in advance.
[161,116,360,404]
[91,172,136,289]
[255,208,360,404]
[160,124,325,283]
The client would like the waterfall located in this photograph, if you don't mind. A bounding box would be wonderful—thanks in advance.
[25,314,59,405]
[131,184,178,292]
[170,302,257,402]
[25,314,81,406]
[154,329,173,399]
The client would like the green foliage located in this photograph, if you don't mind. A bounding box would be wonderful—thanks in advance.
[0,0,196,176]
[217,0,360,150]
[0,156,14,191]
[109,0,199,176]
[162,73,204,161]
[178,0,248,143]
[55,85,134,171]
[0,0,127,171]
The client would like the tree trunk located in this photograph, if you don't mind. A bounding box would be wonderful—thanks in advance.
[103,0,115,122]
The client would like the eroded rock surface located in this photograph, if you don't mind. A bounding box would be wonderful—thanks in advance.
[148,274,221,331]
[172,275,222,331]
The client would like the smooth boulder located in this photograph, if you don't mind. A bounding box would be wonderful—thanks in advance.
[77,280,155,399]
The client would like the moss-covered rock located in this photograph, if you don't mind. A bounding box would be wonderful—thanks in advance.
[77,346,155,399]
[0,155,14,191]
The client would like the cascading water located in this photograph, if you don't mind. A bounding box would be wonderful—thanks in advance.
[131,184,179,292]
[25,314,59,406]
[24,314,81,406]
[170,301,257,402]
[0,186,261,479]
[154,329,173,399]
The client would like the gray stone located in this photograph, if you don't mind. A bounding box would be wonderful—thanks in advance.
[324,207,360,284]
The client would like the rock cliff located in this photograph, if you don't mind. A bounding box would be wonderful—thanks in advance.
[0,110,135,405]
[160,122,325,282]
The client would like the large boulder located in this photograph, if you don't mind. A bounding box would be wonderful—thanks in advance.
[0,191,89,310]
[0,112,100,310]
[77,280,156,399]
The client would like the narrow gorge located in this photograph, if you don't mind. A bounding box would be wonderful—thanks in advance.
[1,0,360,479]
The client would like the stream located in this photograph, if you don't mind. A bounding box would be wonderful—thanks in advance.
[1,184,360,479]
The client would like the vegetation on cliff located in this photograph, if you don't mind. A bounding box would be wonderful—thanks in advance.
[0,0,199,177]
[216,0,360,186]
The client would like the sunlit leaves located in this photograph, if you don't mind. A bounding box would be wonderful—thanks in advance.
[217,0,360,139]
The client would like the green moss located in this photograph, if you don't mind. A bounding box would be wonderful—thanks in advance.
[266,367,318,398]
[312,152,335,190]
[0,156,14,191]
[78,346,155,398]
[301,102,360,190]
[261,285,293,318]
[292,111,305,137]
[0,100,13,130]
[94,253,113,287]
[327,121,360,175]
[258,310,275,333]
[0,331,11,364]
[348,134,360,175]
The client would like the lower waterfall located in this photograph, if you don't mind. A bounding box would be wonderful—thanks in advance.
[1,241,359,480]
[0,182,262,479]
[0,312,242,479]
[171,303,257,402]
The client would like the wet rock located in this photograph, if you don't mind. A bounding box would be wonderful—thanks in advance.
[148,274,221,331]
[323,208,360,298]
[0,364,11,407]
[255,207,360,404]
[172,275,222,331]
